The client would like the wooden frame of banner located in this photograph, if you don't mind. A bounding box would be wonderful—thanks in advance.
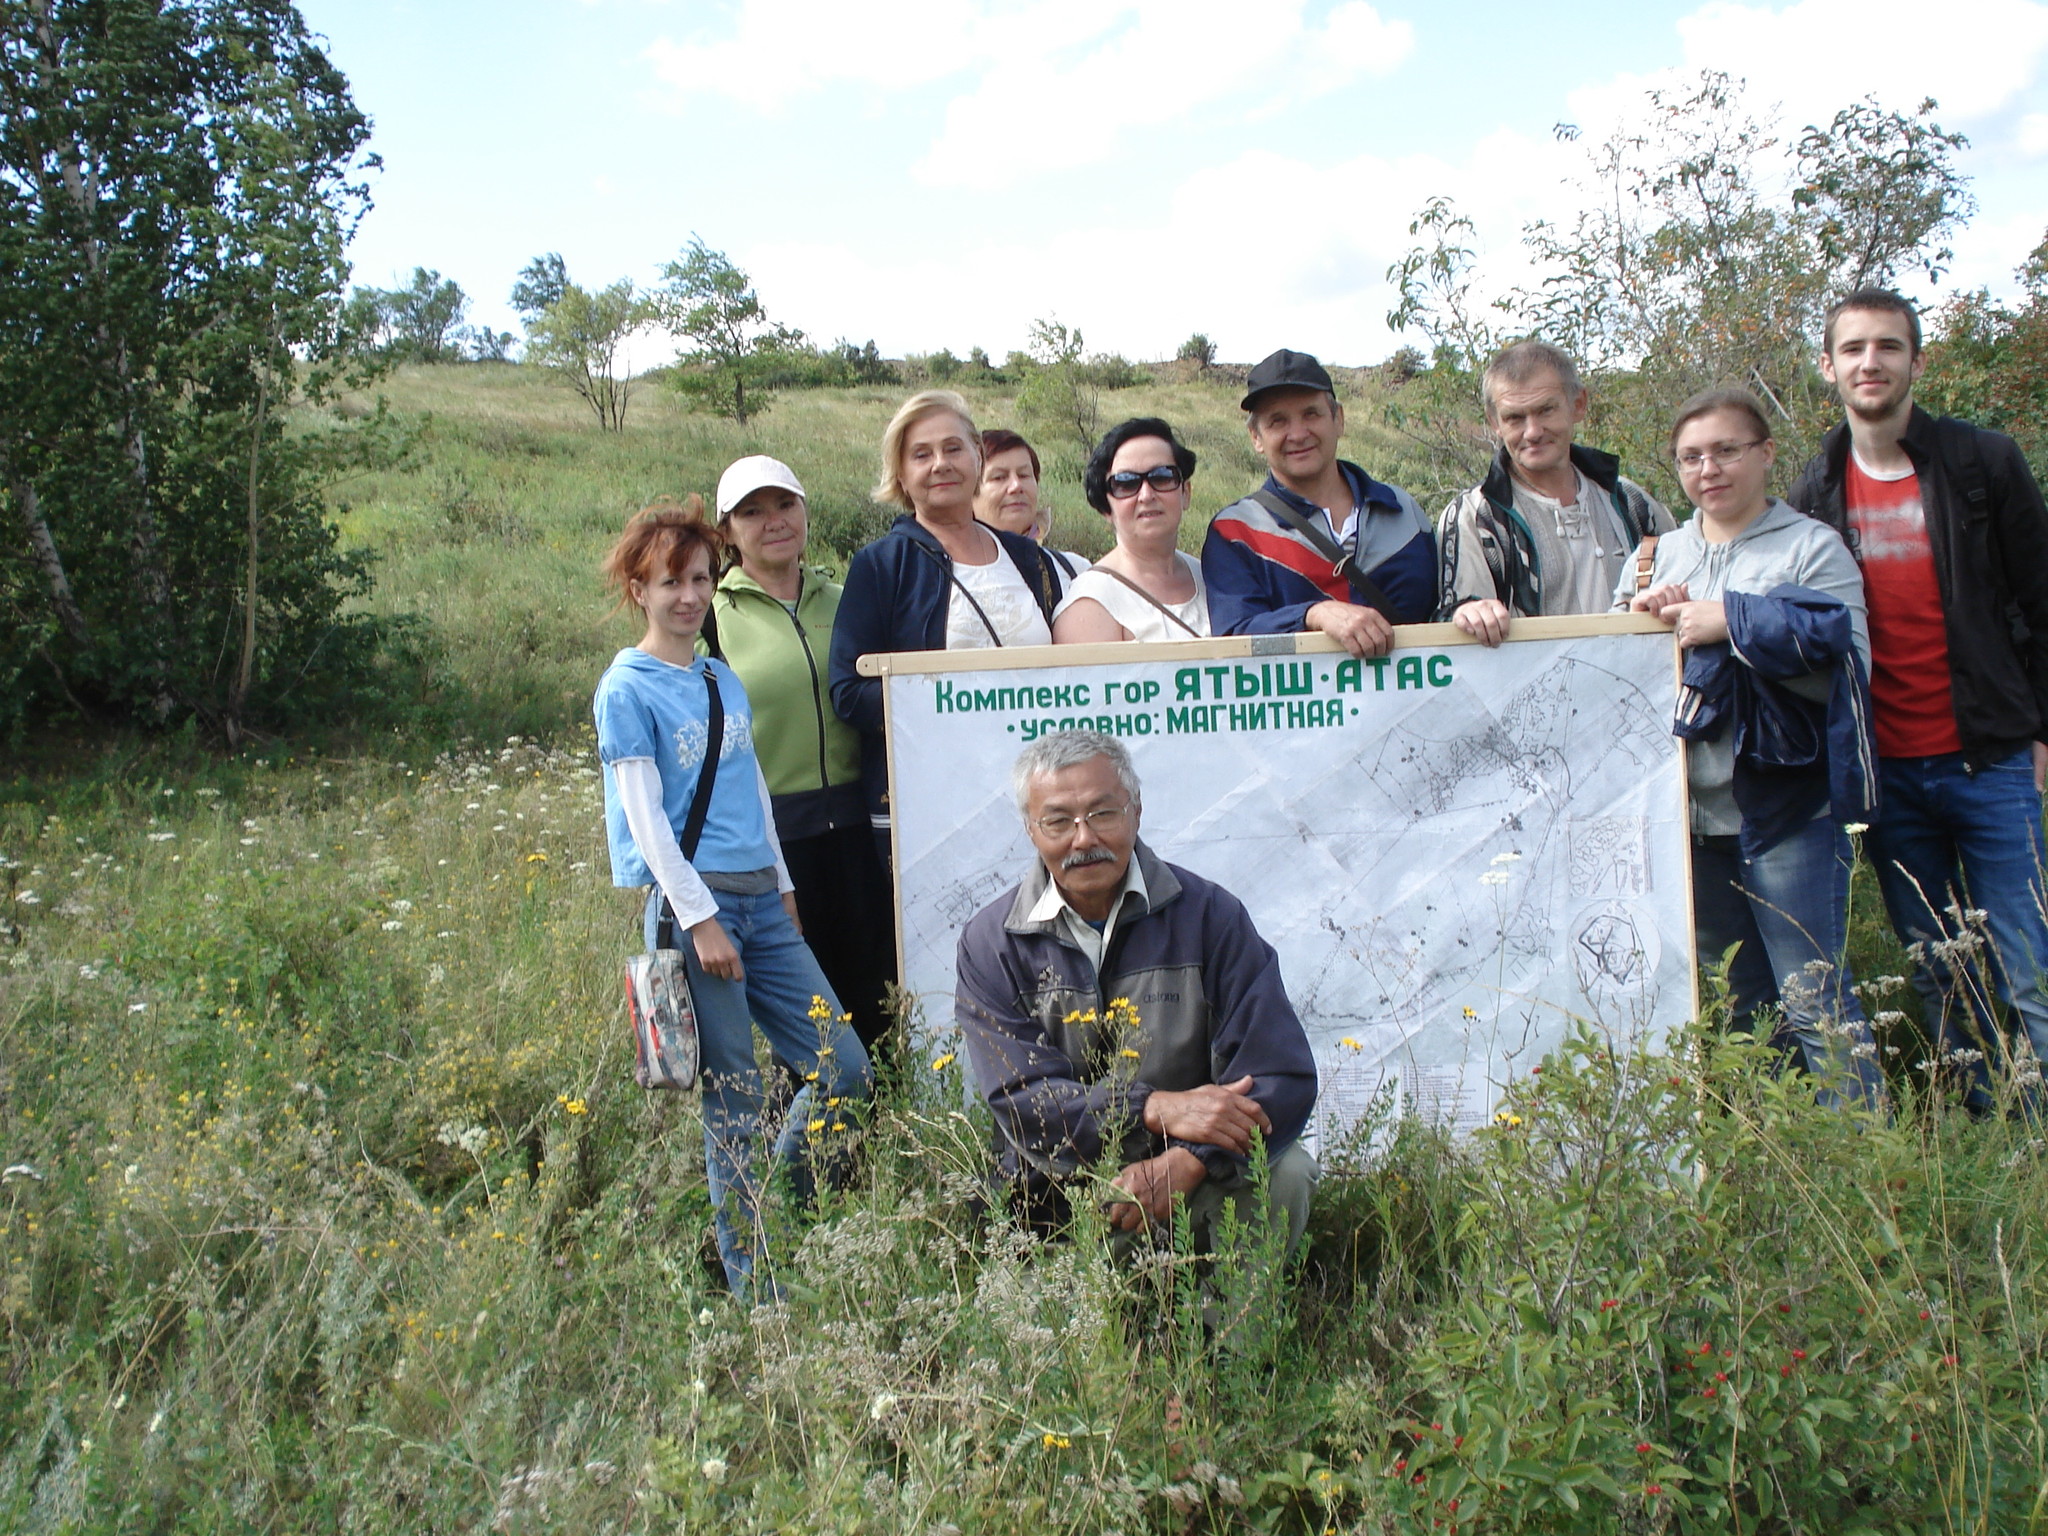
[860,611,1698,1030]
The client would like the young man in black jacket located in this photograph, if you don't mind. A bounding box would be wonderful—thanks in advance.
[1787,286,2048,1113]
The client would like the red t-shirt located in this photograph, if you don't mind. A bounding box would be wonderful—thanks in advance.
[1845,452,1962,757]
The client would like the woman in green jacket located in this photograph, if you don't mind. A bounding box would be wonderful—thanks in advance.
[709,455,896,1052]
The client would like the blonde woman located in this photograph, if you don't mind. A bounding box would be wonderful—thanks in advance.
[830,390,1062,851]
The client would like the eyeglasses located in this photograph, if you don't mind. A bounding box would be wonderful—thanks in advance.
[1675,440,1766,473]
[1104,466,1185,499]
[1032,803,1131,839]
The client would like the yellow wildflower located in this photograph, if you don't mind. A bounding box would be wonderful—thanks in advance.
[1462,1006,1478,1019]
[807,1119,825,1134]
[564,1098,588,1116]
[930,1052,956,1072]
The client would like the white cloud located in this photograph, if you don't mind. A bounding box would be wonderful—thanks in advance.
[643,0,1412,173]
[643,0,1107,109]
[754,138,1517,366]
[1675,0,2048,124]
[1562,0,2048,141]
[916,0,1413,182]
[644,0,992,107]
[689,0,2047,361]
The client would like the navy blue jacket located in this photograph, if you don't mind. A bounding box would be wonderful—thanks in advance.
[1673,584,1879,855]
[828,515,1061,818]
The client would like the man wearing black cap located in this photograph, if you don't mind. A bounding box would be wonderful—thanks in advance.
[1201,348,1436,656]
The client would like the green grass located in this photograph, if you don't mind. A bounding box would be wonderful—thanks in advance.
[1,364,2040,1534]
[324,362,1416,744]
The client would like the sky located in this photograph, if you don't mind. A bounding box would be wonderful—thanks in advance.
[298,0,2048,368]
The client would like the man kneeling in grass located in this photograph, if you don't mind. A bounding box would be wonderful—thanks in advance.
[955,730,1319,1250]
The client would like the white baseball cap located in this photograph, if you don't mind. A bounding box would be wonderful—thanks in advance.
[715,455,806,518]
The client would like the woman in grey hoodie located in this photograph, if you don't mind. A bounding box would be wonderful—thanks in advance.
[1622,389,1885,1110]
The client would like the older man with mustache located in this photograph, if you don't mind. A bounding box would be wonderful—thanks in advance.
[954,730,1319,1254]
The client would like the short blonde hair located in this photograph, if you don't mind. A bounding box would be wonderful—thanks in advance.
[875,389,980,510]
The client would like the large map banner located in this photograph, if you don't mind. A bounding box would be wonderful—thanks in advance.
[870,617,1693,1146]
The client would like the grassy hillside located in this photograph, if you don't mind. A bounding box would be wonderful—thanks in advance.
[2,365,2042,1534]
[325,363,1414,742]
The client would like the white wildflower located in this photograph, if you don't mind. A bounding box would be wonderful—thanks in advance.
[700,1458,727,1484]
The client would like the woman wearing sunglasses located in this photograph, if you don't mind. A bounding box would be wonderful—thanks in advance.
[1052,417,1210,643]
[1624,388,1884,1111]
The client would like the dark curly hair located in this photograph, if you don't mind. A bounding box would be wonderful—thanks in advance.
[1081,418,1198,514]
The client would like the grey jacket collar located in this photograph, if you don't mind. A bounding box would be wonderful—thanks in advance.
[1002,839,1183,938]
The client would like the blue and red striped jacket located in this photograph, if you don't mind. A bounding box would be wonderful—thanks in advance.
[1201,461,1437,635]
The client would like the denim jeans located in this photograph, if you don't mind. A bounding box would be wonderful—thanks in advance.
[645,886,873,1299]
[1865,749,2048,1114]
[1692,817,1886,1110]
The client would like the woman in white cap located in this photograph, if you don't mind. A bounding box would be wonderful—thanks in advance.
[709,455,895,1053]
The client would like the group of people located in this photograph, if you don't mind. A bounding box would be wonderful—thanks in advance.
[592,284,2048,1298]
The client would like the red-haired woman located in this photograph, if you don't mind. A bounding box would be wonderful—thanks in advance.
[595,498,870,1300]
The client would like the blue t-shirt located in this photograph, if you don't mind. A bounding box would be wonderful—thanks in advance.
[593,647,773,888]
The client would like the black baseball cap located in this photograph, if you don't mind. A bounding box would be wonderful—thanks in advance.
[1241,348,1336,411]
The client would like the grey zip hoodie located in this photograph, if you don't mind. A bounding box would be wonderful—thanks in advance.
[1614,498,1868,836]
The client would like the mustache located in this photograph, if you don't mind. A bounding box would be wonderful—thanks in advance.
[1061,847,1118,872]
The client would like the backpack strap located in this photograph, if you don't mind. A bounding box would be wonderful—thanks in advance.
[1248,489,1400,621]
[1936,415,2025,644]
[1937,415,1992,522]
[1631,534,1660,594]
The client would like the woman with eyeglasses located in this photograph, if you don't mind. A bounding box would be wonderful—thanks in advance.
[830,390,1064,858]
[1623,387,1885,1110]
[1052,418,1210,644]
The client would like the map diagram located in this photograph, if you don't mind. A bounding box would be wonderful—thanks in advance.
[887,630,1692,1143]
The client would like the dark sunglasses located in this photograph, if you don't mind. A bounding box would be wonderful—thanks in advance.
[1105,465,1186,499]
